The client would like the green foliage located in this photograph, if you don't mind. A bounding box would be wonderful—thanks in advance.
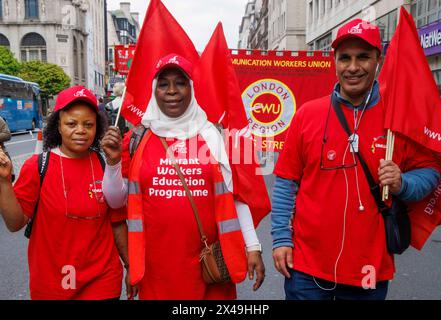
[18,61,71,99]
[0,46,21,76]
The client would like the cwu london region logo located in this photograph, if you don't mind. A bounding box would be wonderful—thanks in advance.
[242,79,296,138]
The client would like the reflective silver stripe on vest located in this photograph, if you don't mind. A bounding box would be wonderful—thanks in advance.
[128,181,140,195]
[128,219,143,232]
[218,218,241,235]
[215,182,229,196]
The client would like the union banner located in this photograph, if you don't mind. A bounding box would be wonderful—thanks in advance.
[114,45,137,75]
[232,50,337,152]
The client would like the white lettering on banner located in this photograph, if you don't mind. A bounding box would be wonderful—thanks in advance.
[424,182,441,216]
[152,176,205,187]
[424,126,441,141]
[149,188,209,199]
[150,157,209,199]
[127,104,145,118]
[159,158,200,166]
[421,29,441,49]
[157,166,202,176]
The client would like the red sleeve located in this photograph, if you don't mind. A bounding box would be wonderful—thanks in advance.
[13,155,40,219]
[121,129,133,178]
[273,108,304,181]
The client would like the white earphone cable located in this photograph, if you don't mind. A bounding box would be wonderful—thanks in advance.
[313,143,351,291]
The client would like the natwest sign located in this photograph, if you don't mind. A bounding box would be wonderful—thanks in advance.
[419,21,441,56]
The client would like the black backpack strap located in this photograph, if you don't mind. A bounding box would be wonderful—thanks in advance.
[129,125,148,158]
[24,151,50,239]
[95,149,107,170]
[38,151,50,184]
[330,95,388,213]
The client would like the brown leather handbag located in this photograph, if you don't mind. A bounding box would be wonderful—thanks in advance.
[160,138,231,284]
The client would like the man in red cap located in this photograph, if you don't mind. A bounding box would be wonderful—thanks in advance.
[271,19,440,300]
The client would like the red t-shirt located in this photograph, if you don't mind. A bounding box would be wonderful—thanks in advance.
[14,152,125,300]
[275,96,438,286]
[122,133,235,300]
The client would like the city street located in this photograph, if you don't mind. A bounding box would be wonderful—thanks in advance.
[0,134,440,300]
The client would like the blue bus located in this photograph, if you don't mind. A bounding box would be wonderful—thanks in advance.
[0,74,43,132]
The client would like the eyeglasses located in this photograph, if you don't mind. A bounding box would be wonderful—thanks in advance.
[62,187,104,220]
[320,103,357,171]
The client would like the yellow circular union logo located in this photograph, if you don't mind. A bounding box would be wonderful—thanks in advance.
[242,79,296,138]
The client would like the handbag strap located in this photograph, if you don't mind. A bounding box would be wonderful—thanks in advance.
[330,95,389,213]
[159,137,210,247]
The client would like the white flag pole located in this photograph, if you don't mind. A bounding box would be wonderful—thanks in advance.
[113,85,127,127]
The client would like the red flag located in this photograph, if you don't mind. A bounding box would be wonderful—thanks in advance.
[408,179,441,250]
[194,23,249,130]
[195,23,271,226]
[121,0,199,125]
[228,135,272,227]
[379,7,441,250]
[379,7,441,153]
[145,0,159,20]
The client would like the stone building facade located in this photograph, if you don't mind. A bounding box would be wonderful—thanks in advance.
[0,0,106,95]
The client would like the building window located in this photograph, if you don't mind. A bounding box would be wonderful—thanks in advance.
[80,41,86,82]
[20,32,46,62]
[25,0,39,20]
[73,36,79,79]
[309,1,313,23]
[314,0,319,20]
[375,10,398,45]
[411,0,441,28]
[0,0,3,20]
[315,32,332,51]
[432,69,441,95]
[0,33,10,48]
[109,48,114,63]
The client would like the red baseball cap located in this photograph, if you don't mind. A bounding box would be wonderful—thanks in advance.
[154,53,193,79]
[331,19,382,52]
[54,85,98,112]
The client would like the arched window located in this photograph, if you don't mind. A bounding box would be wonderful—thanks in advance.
[0,33,10,48]
[20,32,46,62]
[73,36,79,79]
[80,40,86,82]
[25,0,39,20]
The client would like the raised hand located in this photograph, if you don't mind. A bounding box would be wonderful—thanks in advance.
[101,126,123,166]
[0,148,13,182]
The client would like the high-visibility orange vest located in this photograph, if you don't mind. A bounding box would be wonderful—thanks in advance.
[127,132,247,285]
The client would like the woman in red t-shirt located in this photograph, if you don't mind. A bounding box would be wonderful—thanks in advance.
[101,54,267,300]
[0,86,136,300]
